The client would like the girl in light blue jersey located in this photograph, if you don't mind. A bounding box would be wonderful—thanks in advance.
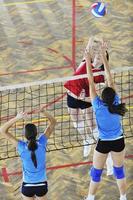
[0,109,56,200]
[84,39,127,200]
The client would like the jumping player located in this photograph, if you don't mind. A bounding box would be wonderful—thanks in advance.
[64,37,108,157]
[84,41,127,200]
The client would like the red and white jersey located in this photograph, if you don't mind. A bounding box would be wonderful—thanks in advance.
[64,60,104,97]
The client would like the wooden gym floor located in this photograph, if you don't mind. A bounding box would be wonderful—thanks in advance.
[0,0,133,199]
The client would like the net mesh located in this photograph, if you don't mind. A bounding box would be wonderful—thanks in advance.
[0,68,133,160]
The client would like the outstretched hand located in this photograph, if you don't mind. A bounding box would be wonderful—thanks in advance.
[84,48,92,65]
[100,39,108,56]
[16,112,28,120]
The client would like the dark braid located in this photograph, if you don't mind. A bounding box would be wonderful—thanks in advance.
[108,103,127,116]
[25,124,38,168]
[28,138,38,168]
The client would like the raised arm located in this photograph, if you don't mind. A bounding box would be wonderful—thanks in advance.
[85,49,97,101]
[100,42,115,90]
[41,110,56,139]
[0,112,27,147]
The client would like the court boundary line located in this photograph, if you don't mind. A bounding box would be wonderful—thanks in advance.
[0,2,74,75]
[1,154,133,183]
[0,0,52,7]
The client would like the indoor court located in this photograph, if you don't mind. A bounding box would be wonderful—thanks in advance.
[0,0,133,200]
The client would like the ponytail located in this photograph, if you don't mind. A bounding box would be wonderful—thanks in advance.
[108,103,127,116]
[28,138,38,168]
[102,87,128,116]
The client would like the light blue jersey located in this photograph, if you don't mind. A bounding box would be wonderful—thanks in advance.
[17,134,47,183]
[92,95,123,141]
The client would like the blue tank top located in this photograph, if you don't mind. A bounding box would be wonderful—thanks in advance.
[17,134,47,183]
[92,95,123,140]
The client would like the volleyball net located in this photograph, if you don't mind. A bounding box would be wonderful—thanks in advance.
[0,67,133,160]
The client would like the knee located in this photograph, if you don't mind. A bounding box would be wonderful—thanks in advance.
[90,167,103,182]
[113,165,125,179]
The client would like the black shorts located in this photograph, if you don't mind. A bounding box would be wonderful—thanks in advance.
[21,181,48,197]
[96,137,125,154]
[67,94,92,109]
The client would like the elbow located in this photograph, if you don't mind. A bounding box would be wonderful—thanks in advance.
[0,127,6,135]
[0,127,4,134]
[51,118,57,127]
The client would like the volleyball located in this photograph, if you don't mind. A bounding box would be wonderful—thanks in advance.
[91,2,107,18]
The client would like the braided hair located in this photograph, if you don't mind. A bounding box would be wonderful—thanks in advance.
[25,123,38,168]
[102,87,127,116]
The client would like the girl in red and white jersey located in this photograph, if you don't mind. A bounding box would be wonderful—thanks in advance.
[64,37,113,175]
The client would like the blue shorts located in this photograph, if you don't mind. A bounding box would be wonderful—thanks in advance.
[21,181,48,197]
[67,94,92,109]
